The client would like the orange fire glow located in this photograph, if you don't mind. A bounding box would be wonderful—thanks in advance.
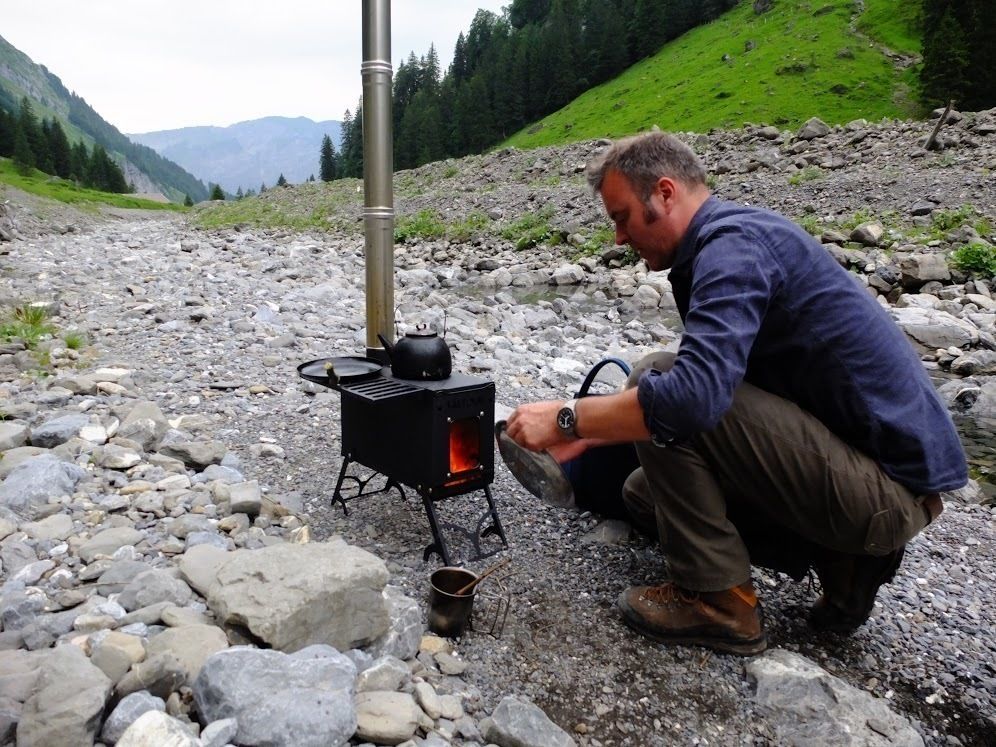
[449,418,480,475]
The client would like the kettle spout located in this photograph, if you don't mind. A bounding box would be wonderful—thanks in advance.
[376,333,395,359]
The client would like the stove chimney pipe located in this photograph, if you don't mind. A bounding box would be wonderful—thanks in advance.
[361,0,394,360]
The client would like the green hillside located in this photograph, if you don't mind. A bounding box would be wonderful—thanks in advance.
[505,0,921,148]
[0,34,208,202]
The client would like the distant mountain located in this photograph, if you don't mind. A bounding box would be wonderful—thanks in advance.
[130,117,343,195]
[0,34,208,202]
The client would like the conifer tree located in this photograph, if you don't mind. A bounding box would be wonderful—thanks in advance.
[236,187,244,199]
[12,127,35,174]
[319,134,338,181]
[919,7,971,107]
[0,109,14,158]
[69,141,89,182]
[46,119,72,178]
[210,184,225,200]
[276,174,288,187]
[184,194,194,207]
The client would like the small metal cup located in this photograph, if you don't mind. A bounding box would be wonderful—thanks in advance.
[427,567,478,637]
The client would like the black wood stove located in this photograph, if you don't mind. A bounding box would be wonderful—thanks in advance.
[298,357,507,565]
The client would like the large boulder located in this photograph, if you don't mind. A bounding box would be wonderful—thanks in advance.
[0,453,86,519]
[157,440,227,470]
[116,710,200,747]
[900,254,951,289]
[16,645,112,747]
[117,401,170,451]
[354,691,422,745]
[146,624,229,685]
[367,586,423,661]
[890,307,979,350]
[28,414,89,448]
[207,539,390,652]
[192,646,356,747]
[748,648,923,746]
[483,695,577,747]
[0,422,29,451]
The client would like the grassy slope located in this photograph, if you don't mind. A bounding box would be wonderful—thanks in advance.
[505,0,922,148]
[0,158,183,211]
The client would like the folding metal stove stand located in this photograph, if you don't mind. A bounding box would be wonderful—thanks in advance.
[330,461,506,566]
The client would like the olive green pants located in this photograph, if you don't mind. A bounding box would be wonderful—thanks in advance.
[622,353,934,592]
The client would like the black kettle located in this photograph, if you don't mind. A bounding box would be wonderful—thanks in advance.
[378,323,452,381]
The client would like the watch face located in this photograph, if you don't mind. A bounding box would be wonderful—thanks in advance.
[557,407,575,431]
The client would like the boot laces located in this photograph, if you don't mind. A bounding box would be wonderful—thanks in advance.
[641,584,699,606]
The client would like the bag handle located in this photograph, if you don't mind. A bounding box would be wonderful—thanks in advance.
[576,357,632,399]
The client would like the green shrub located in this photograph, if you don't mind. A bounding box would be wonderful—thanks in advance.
[576,226,616,256]
[950,243,996,278]
[394,209,446,242]
[499,208,563,250]
[932,204,978,234]
[62,331,87,350]
[0,305,56,348]
[446,211,492,243]
[788,166,823,185]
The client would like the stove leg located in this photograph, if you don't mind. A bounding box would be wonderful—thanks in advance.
[420,494,452,566]
[331,459,352,516]
[480,485,508,547]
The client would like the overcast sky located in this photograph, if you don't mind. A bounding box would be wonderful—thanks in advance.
[2,1,508,134]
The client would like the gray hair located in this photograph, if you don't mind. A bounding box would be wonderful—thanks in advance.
[585,132,707,200]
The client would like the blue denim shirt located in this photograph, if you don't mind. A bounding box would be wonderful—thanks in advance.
[637,197,968,494]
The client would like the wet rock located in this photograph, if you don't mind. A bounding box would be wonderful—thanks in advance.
[193,646,356,747]
[748,648,923,746]
[950,350,996,376]
[484,695,577,747]
[16,645,112,747]
[207,539,389,652]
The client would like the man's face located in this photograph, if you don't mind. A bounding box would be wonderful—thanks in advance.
[600,169,680,271]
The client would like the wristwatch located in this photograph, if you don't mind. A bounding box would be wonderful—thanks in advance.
[556,398,579,438]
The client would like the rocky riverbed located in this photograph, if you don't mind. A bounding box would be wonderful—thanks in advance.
[0,109,995,747]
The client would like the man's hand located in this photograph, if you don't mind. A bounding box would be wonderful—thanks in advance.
[505,400,572,452]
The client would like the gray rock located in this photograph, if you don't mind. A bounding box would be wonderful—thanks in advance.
[90,631,147,683]
[891,307,979,350]
[748,648,924,746]
[168,513,214,539]
[158,441,227,470]
[118,570,193,611]
[849,222,885,247]
[97,444,143,470]
[115,652,187,700]
[0,446,48,479]
[178,544,232,596]
[581,519,631,545]
[20,513,73,541]
[207,539,389,652]
[796,117,830,140]
[900,253,951,288]
[200,717,238,747]
[356,655,411,693]
[79,527,145,564]
[95,560,153,595]
[100,691,166,745]
[228,480,262,516]
[29,414,89,448]
[193,646,356,747]
[367,585,423,661]
[118,401,170,451]
[16,645,112,747]
[354,691,421,745]
[146,624,229,685]
[0,422,28,451]
[115,710,200,747]
[0,454,86,519]
[951,350,996,376]
[484,695,577,747]
[551,264,586,286]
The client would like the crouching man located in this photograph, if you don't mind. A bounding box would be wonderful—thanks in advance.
[502,132,966,655]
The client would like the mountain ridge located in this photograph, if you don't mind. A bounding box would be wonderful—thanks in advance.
[130,116,342,195]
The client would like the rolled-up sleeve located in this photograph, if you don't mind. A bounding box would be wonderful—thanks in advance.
[637,226,783,443]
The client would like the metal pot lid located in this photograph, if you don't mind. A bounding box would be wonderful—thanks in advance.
[297,356,383,386]
[404,321,438,338]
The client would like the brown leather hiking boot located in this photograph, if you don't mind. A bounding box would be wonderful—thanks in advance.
[809,547,906,633]
[617,582,767,656]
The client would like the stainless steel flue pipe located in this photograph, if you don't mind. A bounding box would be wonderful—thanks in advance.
[361,0,394,359]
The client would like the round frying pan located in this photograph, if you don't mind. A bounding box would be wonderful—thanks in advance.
[297,356,384,389]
